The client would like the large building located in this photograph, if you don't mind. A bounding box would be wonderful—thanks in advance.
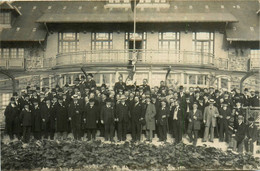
[0,0,259,108]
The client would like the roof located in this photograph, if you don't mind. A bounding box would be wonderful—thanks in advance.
[0,0,259,42]
[37,12,237,23]
[0,2,47,41]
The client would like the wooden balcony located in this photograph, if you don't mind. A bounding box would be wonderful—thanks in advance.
[51,50,224,69]
[0,58,24,70]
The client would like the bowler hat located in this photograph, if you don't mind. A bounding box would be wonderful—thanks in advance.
[209,99,215,103]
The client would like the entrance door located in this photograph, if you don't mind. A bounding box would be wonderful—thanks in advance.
[129,40,142,60]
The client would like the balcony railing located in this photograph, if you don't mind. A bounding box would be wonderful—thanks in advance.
[54,49,221,68]
[0,58,24,70]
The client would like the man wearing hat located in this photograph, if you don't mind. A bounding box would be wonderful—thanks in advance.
[202,99,219,143]
[233,100,245,129]
[156,99,170,142]
[31,99,42,140]
[69,94,83,140]
[100,99,115,142]
[85,73,96,91]
[178,85,185,104]
[115,95,130,141]
[142,79,151,94]
[171,100,185,144]
[20,102,32,143]
[4,97,21,140]
[40,97,52,139]
[187,101,203,146]
[245,117,258,154]
[218,102,232,142]
[131,96,143,142]
[250,90,260,107]
[54,96,68,140]
[114,76,126,94]
[83,98,99,141]
[79,75,86,94]
[233,115,246,153]
[144,96,156,142]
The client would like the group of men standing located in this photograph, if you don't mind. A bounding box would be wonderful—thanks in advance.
[4,74,259,153]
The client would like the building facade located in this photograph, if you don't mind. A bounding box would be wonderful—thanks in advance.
[0,0,259,107]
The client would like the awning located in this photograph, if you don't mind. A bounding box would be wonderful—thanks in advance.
[36,12,238,23]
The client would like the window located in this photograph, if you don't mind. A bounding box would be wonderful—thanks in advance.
[184,74,207,85]
[91,33,113,50]
[251,49,260,59]
[125,32,147,49]
[2,93,12,107]
[0,12,11,24]
[58,33,79,53]
[192,32,214,54]
[0,48,24,58]
[159,32,180,50]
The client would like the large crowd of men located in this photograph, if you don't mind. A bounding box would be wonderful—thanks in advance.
[4,73,260,154]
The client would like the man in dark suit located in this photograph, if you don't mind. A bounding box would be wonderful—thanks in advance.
[20,102,32,143]
[245,117,258,154]
[218,102,232,142]
[234,115,246,153]
[54,97,68,140]
[131,96,143,142]
[250,91,260,107]
[85,73,96,91]
[156,99,170,142]
[114,76,126,94]
[101,99,115,142]
[83,98,99,141]
[187,102,203,146]
[68,94,83,140]
[171,100,185,144]
[116,95,130,141]
[40,98,52,139]
[31,100,41,140]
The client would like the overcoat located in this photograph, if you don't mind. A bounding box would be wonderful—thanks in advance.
[83,104,99,129]
[55,102,68,132]
[145,103,156,130]
[188,109,203,130]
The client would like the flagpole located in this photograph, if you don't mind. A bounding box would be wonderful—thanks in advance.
[133,0,136,54]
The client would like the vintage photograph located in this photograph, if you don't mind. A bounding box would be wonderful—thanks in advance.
[0,0,260,170]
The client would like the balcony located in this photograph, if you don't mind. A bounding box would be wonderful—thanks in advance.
[0,58,24,70]
[51,50,224,69]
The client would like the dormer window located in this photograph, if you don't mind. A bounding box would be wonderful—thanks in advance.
[0,12,11,24]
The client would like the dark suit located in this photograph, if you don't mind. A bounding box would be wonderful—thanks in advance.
[54,102,68,133]
[114,82,126,93]
[68,101,83,140]
[101,105,115,141]
[131,102,143,141]
[83,104,99,140]
[32,106,41,140]
[235,122,246,153]
[116,103,129,141]
[171,106,185,144]
[4,104,21,139]
[218,108,232,142]
[40,103,52,139]
[20,108,33,143]
[245,123,258,152]
[187,109,203,145]
[156,106,170,141]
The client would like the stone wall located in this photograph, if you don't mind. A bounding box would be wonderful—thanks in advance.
[228,56,249,72]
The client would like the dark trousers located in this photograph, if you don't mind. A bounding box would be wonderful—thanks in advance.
[49,129,55,140]
[6,120,15,139]
[72,128,81,140]
[199,123,205,138]
[117,122,127,141]
[187,129,199,145]
[34,131,41,140]
[104,123,114,141]
[158,124,167,141]
[87,129,96,140]
[244,139,255,153]
[42,129,49,139]
[131,121,141,141]
[22,126,31,143]
[172,120,183,144]
[219,121,229,142]
[98,121,105,137]
[168,119,173,138]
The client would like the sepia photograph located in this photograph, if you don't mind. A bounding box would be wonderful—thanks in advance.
[0,0,260,170]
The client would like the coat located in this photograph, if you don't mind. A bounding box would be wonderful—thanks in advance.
[218,108,232,125]
[114,82,126,93]
[156,106,170,126]
[131,102,143,123]
[235,122,246,142]
[40,103,51,130]
[100,105,115,125]
[68,101,83,130]
[20,109,33,127]
[54,102,68,132]
[4,104,21,133]
[32,106,41,132]
[83,104,99,129]
[246,124,258,142]
[188,109,203,130]
[203,105,219,127]
[145,103,156,130]
[116,103,130,123]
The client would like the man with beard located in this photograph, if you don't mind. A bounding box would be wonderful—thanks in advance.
[116,95,130,141]
[69,94,83,140]
[55,96,68,140]
[4,97,21,140]
[131,96,143,142]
